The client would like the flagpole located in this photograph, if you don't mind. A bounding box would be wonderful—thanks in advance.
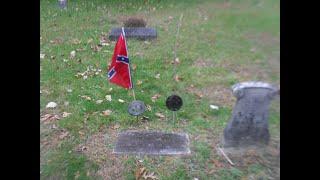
[122,27,136,101]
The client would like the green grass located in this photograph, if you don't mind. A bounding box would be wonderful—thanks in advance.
[41,0,280,179]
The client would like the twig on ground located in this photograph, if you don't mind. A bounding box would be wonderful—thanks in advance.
[217,147,235,166]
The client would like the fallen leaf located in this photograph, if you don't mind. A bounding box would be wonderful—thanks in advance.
[80,95,91,101]
[96,99,103,104]
[40,54,45,59]
[174,75,182,82]
[135,167,146,180]
[151,94,161,102]
[108,88,113,92]
[78,131,85,136]
[59,131,69,140]
[112,124,120,129]
[141,116,150,121]
[118,99,125,103]
[40,114,60,124]
[91,44,102,52]
[155,73,160,79]
[71,38,81,45]
[67,88,73,93]
[87,38,93,44]
[211,159,223,168]
[64,101,69,106]
[46,102,57,108]
[146,105,152,111]
[70,50,76,59]
[174,57,180,64]
[132,64,137,70]
[209,105,219,110]
[105,95,112,101]
[102,110,112,116]
[62,112,72,118]
[195,92,203,98]
[155,112,165,119]
[74,171,80,179]
[137,80,143,85]
[141,170,158,180]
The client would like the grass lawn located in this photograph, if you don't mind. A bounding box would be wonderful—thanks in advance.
[40,0,280,179]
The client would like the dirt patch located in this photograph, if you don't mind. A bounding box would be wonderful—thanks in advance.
[187,85,236,107]
[193,58,214,68]
[217,138,280,180]
[76,129,127,180]
[40,122,70,170]
[245,32,279,48]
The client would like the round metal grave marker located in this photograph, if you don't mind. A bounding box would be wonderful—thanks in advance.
[166,95,183,111]
[128,100,146,116]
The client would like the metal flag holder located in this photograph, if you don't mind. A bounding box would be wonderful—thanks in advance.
[121,27,146,120]
[166,14,184,125]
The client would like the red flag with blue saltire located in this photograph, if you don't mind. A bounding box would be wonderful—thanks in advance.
[107,29,133,89]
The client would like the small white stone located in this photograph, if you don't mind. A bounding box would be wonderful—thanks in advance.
[70,50,76,59]
[96,100,103,104]
[118,99,125,103]
[40,54,45,59]
[210,105,219,110]
[46,102,57,108]
[105,95,112,101]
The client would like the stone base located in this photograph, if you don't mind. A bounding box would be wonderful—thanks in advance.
[113,131,190,155]
[221,135,269,148]
[109,27,157,41]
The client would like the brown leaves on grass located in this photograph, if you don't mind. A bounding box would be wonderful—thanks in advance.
[137,80,143,85]
[62,112,72,118]
[155,112,165,119]
[40,114,61,124]
[58,131,69,140]
[174,75,182,82]
[135,166,158,180]
[91,44,103,52]
[70,38,81,45]
[102,110,112,116]
[132,64,137,71]
[75,65,102,80]
[79,95,92,101]
[151,94,161,102]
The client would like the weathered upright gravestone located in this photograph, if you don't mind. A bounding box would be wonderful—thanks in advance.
[223,82,279,147]
[58,0,67,9]
[114,131,190,155]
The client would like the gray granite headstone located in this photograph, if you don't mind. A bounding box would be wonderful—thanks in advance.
[113,131,190,155]
[58,0,67,9]
[223,82,279,147]
[109,28,157,41]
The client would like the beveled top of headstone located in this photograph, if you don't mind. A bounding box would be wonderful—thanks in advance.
[232,81,277,93]
[113,131,190,155]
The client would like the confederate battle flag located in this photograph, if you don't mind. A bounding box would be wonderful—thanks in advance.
[107,29,133,89]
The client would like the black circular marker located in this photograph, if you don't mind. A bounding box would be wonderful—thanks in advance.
[166,95,183,111]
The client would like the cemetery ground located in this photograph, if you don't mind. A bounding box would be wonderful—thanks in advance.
[40,0,279,179]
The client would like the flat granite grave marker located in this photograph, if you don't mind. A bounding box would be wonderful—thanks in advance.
[223,81,279,147]
[109,28,157,41]
[113,131,190,155]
